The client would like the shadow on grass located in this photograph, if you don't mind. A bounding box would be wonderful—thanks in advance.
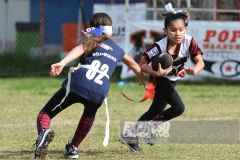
[0,150,34,159]
[0,149,128,159]
[82,149,128,156]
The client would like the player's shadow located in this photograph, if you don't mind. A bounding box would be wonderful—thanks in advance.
[0,150,35,159]
[0,149,128,159]
[0,150,65,159]
[82,149,127,156]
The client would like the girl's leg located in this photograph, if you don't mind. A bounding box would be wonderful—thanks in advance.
[36,88,79,134]
[138,93,168,121]
[63,97,101,159]
[153,78,185,121]
[122,78,168,137]
[153,90,185,121]
[144,78,184,145]
[35,87,79,159]
[69,98,102,148]
[126,93,167,136]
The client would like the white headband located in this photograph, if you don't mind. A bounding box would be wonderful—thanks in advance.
[102,26,112,35]
[82,25,112,37]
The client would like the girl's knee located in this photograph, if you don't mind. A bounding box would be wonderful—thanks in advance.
[176,104,185,115]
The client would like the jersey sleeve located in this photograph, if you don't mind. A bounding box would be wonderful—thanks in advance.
[189,38,203,57]
[117,46,125,62]
[142,43,162,63]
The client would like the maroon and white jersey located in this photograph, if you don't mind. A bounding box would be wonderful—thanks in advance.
[143,34,203,81]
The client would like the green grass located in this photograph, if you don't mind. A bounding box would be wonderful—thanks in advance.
[0,78,239,160]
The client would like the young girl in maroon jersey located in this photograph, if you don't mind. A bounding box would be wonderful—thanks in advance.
[119,3,205,152]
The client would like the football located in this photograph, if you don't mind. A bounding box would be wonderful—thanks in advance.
[152,53,173,71]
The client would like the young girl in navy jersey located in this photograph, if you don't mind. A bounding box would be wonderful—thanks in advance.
[119,3,205,152]
[33,12,147,159]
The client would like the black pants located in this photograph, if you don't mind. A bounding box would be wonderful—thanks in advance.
[138,77,185,121]
[39,88,102,119]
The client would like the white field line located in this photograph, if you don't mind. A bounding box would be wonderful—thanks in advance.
[0,117,239,128]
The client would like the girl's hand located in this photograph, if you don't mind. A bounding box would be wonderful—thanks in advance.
[184,67,196,75]
[139,80,147,90]
[155,63,172,77]
[49,62,65,76]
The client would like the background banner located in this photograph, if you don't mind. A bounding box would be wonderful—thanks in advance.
[121,20,240,80]
[94,3,147,50]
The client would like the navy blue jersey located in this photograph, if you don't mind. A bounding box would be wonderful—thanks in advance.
[62,38,125,104]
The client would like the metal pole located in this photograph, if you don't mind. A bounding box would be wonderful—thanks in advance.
[177,0,181,8]
[153,0,157,20]
[2,0,8,53]
[186,0,191,19]
[213,0,216,21]
[40,0,44,47]
[124,0,129,55]
[125,0,129,22]
[125,7,240,13]
[77,0,83,43]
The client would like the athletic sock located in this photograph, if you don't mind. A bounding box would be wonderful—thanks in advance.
[36,113,51,134]
[70,115,94,148]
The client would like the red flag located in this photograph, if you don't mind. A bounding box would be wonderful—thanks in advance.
[121,77,156,102]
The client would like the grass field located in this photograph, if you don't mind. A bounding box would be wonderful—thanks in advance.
[0,77,239,160]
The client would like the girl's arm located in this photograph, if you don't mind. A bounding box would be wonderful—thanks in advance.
[122,54,147,89]
[60,45,85,66]
[139,56,172,77]
[50,45,85,76]
[184,54,205,75]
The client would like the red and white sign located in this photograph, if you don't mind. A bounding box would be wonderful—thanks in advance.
[121,20,240,80]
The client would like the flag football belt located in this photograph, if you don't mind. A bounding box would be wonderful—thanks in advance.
[121,76,157,102]
[121,69,186,102]
[52,63,110,147]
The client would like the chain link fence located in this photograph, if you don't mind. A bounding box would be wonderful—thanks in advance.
[0,0,239,55]
[0,0,146,57]
[0,0,239,78]
[1,0,86,56]
[0,0,147,77]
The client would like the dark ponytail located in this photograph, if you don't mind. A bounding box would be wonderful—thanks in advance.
[79,12,112,60]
